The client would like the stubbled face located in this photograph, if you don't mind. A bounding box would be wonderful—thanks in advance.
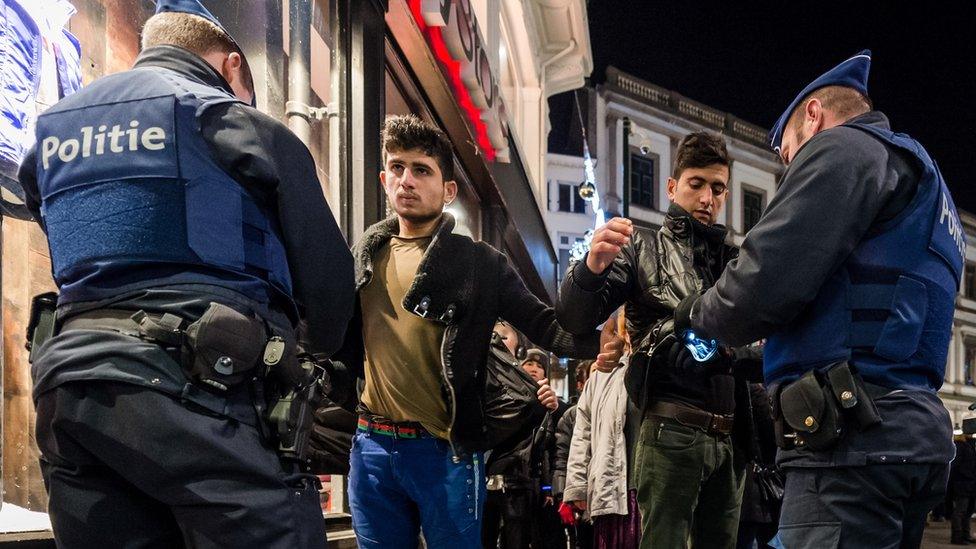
[667,164,730,224]
[380,148,456,225]
[778,122,813,166]
[779,98,838,166]
[521,361,545,381]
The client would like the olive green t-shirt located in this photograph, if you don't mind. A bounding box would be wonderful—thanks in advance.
[360,236,450,439]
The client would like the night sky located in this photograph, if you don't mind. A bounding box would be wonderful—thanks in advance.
[565,2,976,212]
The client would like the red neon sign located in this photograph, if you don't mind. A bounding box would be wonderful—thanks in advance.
[409,0,496,161]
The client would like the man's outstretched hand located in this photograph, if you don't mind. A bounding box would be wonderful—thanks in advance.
[585,217,634,275]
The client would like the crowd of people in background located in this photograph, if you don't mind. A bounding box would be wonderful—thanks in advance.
[481,316,783,549]
[934,430,976,545]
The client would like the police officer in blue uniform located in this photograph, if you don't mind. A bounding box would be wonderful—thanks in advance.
[15,1,354,546]
[674,51,961,548]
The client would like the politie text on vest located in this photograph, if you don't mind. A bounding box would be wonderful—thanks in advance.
[940,191,966,260]
[41,121,166,169]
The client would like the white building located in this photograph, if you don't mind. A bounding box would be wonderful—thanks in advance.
[545,66,782,284]
[941,210,976,428]
[543,66,976,423]
[492,0,593,200]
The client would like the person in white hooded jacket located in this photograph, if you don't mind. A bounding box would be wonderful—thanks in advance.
[564,355,642,547]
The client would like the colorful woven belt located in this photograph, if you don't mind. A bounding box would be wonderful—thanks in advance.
[357,417,432,439]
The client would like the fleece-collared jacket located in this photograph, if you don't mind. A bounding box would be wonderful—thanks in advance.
[328,213,600,454]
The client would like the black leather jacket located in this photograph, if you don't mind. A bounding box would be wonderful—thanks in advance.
[557,205,745,416]
[558,204,737,355]
[328,214,600,455]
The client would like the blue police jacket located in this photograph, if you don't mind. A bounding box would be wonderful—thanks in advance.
[764,121,965,391]
[33,63,294,308]
[0,0,81,179]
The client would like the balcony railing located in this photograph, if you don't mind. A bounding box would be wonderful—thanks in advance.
[606,66,771,149]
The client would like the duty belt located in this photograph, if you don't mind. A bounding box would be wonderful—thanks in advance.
[646,401,734,436]
[60,309,184,347]
[58,308,261,428]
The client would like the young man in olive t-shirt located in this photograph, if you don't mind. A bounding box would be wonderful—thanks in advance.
[328,115,620,549]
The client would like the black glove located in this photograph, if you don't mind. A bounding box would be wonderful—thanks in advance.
[667,336,729,373]
[673,294,699,337]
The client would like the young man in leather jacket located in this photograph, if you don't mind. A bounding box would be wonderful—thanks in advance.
[556,132,751,548]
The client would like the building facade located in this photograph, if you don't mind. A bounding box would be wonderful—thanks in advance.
[545,65,976,433]
[0,0,593,526]
[942,210,976,428]
[545,66,783,285]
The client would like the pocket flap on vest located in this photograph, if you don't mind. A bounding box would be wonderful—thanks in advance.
[873,276,927,362]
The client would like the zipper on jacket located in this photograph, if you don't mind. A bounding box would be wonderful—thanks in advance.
[472,452,481,520]
[440,323,461,461]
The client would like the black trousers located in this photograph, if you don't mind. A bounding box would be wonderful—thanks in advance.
[951,495,976,542]
[567,519,593,549]
[736,521,777,549]
[532,494,567,549]
[36,382,326,548]
[482,488,533,548]
[776,463,948,549]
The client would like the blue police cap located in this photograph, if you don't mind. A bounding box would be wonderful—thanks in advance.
[768,49,872,153]
[154,0,235,44]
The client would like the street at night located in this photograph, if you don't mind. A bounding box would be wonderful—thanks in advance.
[0,1,974,548]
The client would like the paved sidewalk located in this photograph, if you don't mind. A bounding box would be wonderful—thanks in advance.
[924,518,968,548]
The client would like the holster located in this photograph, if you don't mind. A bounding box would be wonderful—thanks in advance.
[182,302,330,461]
[774,361,882,451]
[269,354,330,460]
[26,292,58,363]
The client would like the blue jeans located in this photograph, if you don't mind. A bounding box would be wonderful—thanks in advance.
[349,430,486,549]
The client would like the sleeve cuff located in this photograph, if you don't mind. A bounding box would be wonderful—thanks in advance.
[563,485,587,503]
[552,475,565,496]
[688,295,708,338]
[571,256,609,292]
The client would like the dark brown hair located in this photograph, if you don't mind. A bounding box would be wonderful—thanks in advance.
[672,131,730,179]
[382,115,455,182]
[575,360,593,386]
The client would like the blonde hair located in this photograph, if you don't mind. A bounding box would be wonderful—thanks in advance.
[141,12,253,93]
[787,85,872,135]
[142,12,233,54]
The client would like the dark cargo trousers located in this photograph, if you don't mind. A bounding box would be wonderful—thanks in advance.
[482,487,533,548]
[36,382,326,548]
[634,416,746,548]
[775,464,948,548]
[951,495,976,543]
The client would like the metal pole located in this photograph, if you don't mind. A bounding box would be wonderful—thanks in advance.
[287,0,312,145]
[622,117,631,219]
